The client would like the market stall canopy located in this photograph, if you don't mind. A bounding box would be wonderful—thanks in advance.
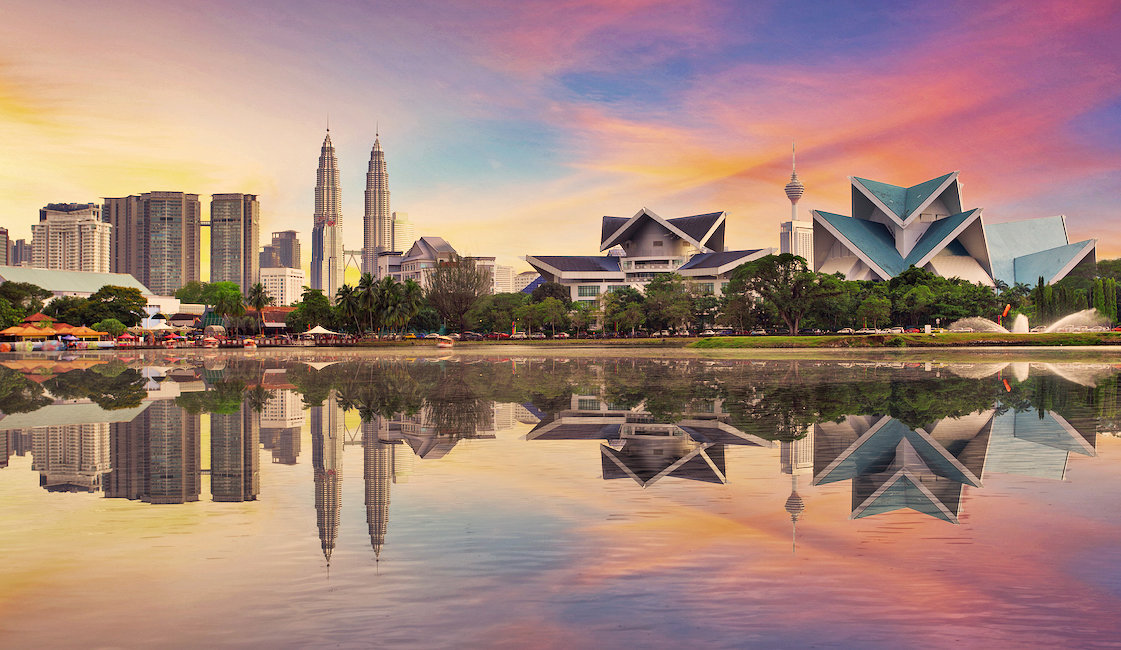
[305,325,340,335]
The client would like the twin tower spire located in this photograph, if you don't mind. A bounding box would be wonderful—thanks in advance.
[310,124,392,299]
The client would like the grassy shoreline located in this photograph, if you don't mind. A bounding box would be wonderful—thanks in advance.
[689,332,1121,348]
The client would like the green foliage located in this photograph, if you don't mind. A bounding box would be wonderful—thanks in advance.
[426,254,492,331]
[468,292,528,332]
[43,367,147,410]
[728,254,840,334]
[856,294,891,328]
[245,282,274,334]
[92,318,127,336]
[0,296,23,329]
[0,281,52,317]
[286,287,333,331]
[85,285,147,326]
[43,295,89,325]
[530,281,570,306]
[0,365,52,413]
[601,287,645,334]
[642,273,691,332]
[175,280,209,304]
[569,301,597,335]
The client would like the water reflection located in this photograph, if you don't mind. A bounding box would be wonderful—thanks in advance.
[1,354,1118,561]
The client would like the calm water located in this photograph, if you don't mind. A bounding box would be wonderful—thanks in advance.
[1,349,1120,648]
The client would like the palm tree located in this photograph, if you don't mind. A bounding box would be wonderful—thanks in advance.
[375,276,402,334]
[245,282,274,335]
[335,284,361,334]
[214,288,246,334]
[401,279,424,331]
[358,272,377,333]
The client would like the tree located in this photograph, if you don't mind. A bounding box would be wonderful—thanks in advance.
[245,282,274,334]
[175,281,209,304]
[467,292,528,332]
[287,287,333,331]
[92,318,127,336]
[43,295,90,325]
[728,254,840,335]
[0,281,52,317]
[601,287,644,334]
[531,281,570,306]
[426,254,492,331]
[86,285,147,326]
[569,301,597,336]
[358,272,377,332]
[0,296,22,329]
[856,295,891,328]
[643,274,691,332]
[536,297,569,336]
[334,284,361,333]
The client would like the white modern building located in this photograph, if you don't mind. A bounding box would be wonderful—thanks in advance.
[392,212,414,253]
[513,270,539,293]
[261,266,305,306]
[493,264,514,294]
[32,203,112,273]
[527,208,773,304]
[812,171,1097,285]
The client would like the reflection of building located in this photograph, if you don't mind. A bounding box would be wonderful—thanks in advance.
[363,420,393,558]
[528,395,772,487]
[311,391,344,563]
[813,408,1096,523]
[31,423,110,492]
[260,388,303,465]
[210,404,260,502]
[811,172,1097,285]
[527,208,773,303]
[105,400,201,504]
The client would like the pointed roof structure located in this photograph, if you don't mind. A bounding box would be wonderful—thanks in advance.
[599,208,726,253]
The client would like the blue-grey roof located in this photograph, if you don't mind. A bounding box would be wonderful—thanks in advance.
[600,216,628,245]
[677,249,763,270]
[854,172,956,221]
[1011,240,1094,286]
[668,212,723,243]
[530,255,620,273]
[983,216,1069,285]
[816,418,979,487]
[852,472,961,522]
[520,275,545,294]
[817,210,980,278]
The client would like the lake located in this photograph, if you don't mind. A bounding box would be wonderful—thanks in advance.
[1,348,1119,648]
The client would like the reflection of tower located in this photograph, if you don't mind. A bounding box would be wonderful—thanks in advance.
[363,418,393,558]
[780,428,812,553]
[107,413,149,500]
[260,389,303,465]
[311,391,344,563]
[210,404,260,502]
[779,142,813,268]
[144,401,201,504]
[30,423,110,492]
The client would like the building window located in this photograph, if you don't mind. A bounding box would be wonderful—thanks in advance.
[721,282,729,293]
[698,282,714,294]
[577,285,599,297]
[578,299,596,306]
[653,241,663,247]
[577,398,601,411]
[608,285,628,293]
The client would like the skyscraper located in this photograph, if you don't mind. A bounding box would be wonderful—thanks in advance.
[210,193,260,291]
[0,227,9,265]
[311,390,344,563]
[210,403,260,502]
[363,132,391,272]
[269,230,301,268]
[32,203,112,273]
[311,130,344,299]
[391,211,413,253]
[779,144,813,268]
[103,192,201,295]
[10,239,31,266]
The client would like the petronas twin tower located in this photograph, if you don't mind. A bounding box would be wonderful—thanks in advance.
[311,127,391,299]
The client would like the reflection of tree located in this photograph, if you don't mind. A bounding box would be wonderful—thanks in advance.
[0,366,51,414]
[244,384,275,413]
[176,380,248,414]
[42,367,147,410]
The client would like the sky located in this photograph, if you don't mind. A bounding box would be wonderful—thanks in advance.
[2,0,1120,278]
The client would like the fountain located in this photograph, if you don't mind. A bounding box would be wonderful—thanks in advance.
[1010,313,1029,334]
[1043,308,1110,333]
[946,317,1009,333]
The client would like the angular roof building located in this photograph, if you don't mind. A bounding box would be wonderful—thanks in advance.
[527,207,771,303]
[812,172,1096,286]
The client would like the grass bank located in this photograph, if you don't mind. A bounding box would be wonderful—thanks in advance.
[690,332,1121,349]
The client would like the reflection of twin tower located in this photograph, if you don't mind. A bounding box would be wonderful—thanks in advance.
[309,397,529,563]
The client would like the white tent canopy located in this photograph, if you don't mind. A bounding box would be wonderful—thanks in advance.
[304,325,340,335]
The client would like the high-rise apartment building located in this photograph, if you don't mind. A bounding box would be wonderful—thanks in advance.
[31,203,112,273]
[513,270,539,293]
[311,130,344,299]
[778,144,813,268]
[210,193,260,291]
[30,423,111,492]
[0,227,8,266]
[10,238,31,266]
[261,388,303,465]
[260,266,305,306]
[391,211,413,253]
[363,133,391,272]
[493,264,514,294]
[210,404,260,502]
[103,192,201,295]
[259,245,281,269]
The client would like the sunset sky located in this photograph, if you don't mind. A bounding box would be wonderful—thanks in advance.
[3,0,1120,276]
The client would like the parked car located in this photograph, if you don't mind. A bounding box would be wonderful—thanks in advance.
[855,328,876,334]
[509,332,528,340]
[749,329,767,336]
[717,329,735,336]
[699,329,716,337]
[885,327,904,334]
[404,333,419,339]
[555,332,570,339]
[485,332,509,340]
[836,327,855,334]
[461,331,484,341]
[530,332,546,339]
[904,328,921,333]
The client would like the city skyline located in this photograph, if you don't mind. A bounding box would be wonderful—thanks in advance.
[2,1,1120,274]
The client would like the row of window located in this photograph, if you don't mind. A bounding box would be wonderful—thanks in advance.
[577,281,730,297]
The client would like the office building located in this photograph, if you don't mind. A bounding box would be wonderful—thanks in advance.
[363,133,391,272]
[493,264,514,294]
[260,266,305,306]
[513,271,539,293]
[391,211,413,253]
[210,193,260,291]
[210,404,260,502]
[32,203,112,273]
[0,227,8,266]
[103,192,201,295]
[311,130,344,299]
[259,245,281,269]
[269,230,301,268]
[812,171,1097,285]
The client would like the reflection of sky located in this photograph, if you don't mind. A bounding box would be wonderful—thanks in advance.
[3,0,1121,273]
